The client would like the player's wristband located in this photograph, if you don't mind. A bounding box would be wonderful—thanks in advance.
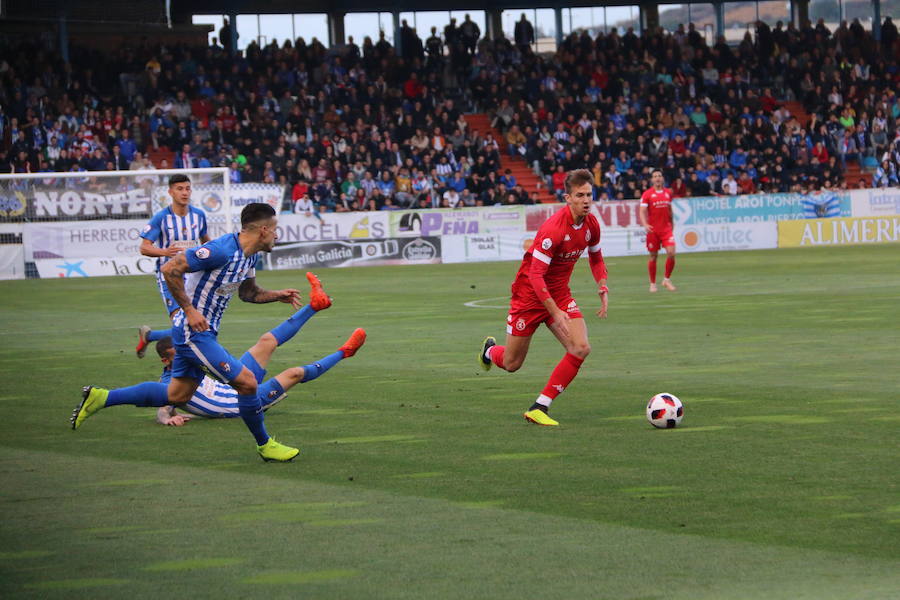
[599,285,609,295]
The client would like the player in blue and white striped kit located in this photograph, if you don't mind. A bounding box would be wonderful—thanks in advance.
[151,316,366,426]
[74,203,307,462]
[134,174,209,358]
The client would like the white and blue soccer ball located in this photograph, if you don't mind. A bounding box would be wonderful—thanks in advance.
[646,393,684,429]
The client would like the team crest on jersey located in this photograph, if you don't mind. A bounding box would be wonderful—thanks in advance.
[196,247,210,259]
[515,318,526,331]
[219,361,232,373]
[541,238,552,250]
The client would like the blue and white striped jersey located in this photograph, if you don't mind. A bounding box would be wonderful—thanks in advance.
[159,369,285,418]
[140,205,208,272]
[182,233,257,335]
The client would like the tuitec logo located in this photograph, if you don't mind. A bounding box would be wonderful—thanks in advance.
[682,228,701,248]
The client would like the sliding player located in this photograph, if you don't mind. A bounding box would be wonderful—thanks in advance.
[639,169,677,292]
[135,174,210,357]
[478,168,609,426]
[84,292,365,427]
[74,203,303,461]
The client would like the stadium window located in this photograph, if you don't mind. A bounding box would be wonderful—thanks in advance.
[411,11,451,43]
[236,15,259,51]
[756,1,790,27]
[449,10,486,40]
[685,3,716,44]
[292,14,329,47]
[659,4,690,32]
[605,6,639,35]
[345,12,382,45]
[722,2,753,43]
[533,8,557,52]
[808,0,840,30]
[842,0,875,26]
[192,14,224,46]
[258,14,293,48]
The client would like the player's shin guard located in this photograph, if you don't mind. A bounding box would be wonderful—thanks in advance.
[269,305,316,346]
[536,353,585,409]
[105,382,169,407]
[489,345,506,370]
[238,395,270,446]
[147,328,172,342]
[648,259,658,283]
[665,256,675,278]
[300,351,344,383]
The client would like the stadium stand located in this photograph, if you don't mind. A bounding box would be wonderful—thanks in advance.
[1,15,898,211]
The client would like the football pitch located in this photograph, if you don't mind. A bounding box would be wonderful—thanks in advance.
[1,244,899,599]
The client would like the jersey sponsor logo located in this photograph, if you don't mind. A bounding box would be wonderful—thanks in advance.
[515,317,526,331]
[196,247,210,259]
[171,240,199,249]
[541,238,552,250]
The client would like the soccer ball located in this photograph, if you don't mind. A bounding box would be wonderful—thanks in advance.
[646,393,684,429]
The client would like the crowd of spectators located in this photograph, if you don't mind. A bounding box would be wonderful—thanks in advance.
[1,13,899,217]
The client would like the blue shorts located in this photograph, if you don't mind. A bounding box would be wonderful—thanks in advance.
[156,272,179,315]
[171,328,245,384]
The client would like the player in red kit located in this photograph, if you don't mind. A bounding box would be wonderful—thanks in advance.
[639,169,677,292]
[478,169,609,426]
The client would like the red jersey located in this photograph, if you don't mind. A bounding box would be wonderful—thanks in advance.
[511,206,604,308]
[640,187,674,230]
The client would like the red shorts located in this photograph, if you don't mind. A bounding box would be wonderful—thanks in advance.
[507,296,583,337]
[646,227,675,252]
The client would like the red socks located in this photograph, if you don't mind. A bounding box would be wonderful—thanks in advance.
[539,353,584,401]
[489,345,506,370]
[648,259,657,283]
[665,256,675,278]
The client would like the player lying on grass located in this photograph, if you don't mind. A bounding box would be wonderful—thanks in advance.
[152,322,365,426]
[479,168,608,426]
[72,272,365,455]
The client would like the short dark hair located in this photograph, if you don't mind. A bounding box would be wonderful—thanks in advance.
[564,168,594,194]
[241,203,276,228]
[651,169,664,176]
[168,174,190,187]
[155,336,173,358]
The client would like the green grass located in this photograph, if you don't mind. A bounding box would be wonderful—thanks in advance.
[1,244,899,599]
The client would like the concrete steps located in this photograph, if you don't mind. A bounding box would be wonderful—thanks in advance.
[464,113,556,203]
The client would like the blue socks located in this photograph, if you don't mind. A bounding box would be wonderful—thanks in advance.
[105,382,169,407]
[146,328,172,342]
[238,393,270,446]
[269,305,316,346]
[300,351,344,383]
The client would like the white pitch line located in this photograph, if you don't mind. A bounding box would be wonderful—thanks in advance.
[463,296,509,309]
